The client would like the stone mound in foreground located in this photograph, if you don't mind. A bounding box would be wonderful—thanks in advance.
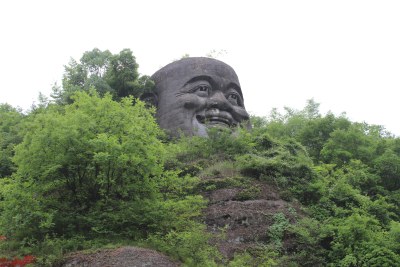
[61,246,180,267]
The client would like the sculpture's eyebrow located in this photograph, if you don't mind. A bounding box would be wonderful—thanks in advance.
[182,75,216,88]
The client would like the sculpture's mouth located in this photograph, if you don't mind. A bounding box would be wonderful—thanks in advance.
[196,115,231,127]
[196,109,236,128]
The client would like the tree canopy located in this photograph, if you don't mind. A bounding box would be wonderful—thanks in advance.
[52,48,154,104]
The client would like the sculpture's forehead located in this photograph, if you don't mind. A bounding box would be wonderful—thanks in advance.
[152,57,240,90]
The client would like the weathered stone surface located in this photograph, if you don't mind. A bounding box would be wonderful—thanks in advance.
[60,246,180,267]
[146,57,250,137]
[203,181,300,259]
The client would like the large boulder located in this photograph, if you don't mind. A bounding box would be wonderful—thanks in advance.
[61,246,180,267]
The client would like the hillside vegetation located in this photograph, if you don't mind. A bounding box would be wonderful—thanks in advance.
[0,49,399,266]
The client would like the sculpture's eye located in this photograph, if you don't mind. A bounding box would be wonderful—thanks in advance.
[197,85,209,92]
[193,84,210,97]
[227,93,241,106]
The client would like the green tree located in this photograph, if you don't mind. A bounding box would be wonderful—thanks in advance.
[326,213,400,267]
[261,100,351,163]
[105,48,140,98]
[298,113,351,162]
[0,92,202,242]
[0,104,24,178]
[321,124,377,166]
[55,48,152,104]
[374,149,400,191]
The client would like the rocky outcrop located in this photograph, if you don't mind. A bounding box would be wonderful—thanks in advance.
[60,247,180,267]
[202,179,300,259]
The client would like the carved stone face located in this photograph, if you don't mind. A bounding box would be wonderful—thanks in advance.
[150,57,250,136]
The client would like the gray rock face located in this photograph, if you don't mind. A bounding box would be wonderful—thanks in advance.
[203,181,298,259]
[61,246,180,267]
[147,57,250,137]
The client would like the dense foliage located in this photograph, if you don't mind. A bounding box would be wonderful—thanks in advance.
[0,92,207,265]
[0,104,24,178]
[0,50,399,266]
[246,100,400,266]
[52,48,154,104]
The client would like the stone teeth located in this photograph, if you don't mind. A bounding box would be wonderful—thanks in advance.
[208,117,230,126]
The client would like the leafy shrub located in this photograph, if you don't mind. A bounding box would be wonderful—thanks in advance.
[268,213,290,248]
[236,185,261,201]
[236,138,314,202]
[228,249,278,267]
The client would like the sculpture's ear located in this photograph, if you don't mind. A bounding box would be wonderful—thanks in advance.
[140,92,158,107]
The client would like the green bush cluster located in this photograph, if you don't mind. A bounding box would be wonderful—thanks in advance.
[0,92,215,265]
[249,101,400,266]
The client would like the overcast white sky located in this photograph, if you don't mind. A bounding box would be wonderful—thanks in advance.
[1,0,399,135]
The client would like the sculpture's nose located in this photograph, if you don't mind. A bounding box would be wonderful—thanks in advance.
[207,91,231,111]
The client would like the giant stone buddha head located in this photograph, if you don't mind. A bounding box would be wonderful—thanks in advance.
[145,57,250,137]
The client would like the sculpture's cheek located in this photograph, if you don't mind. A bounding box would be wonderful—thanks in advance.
[181,94,207,110]
[232,106,250,122]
